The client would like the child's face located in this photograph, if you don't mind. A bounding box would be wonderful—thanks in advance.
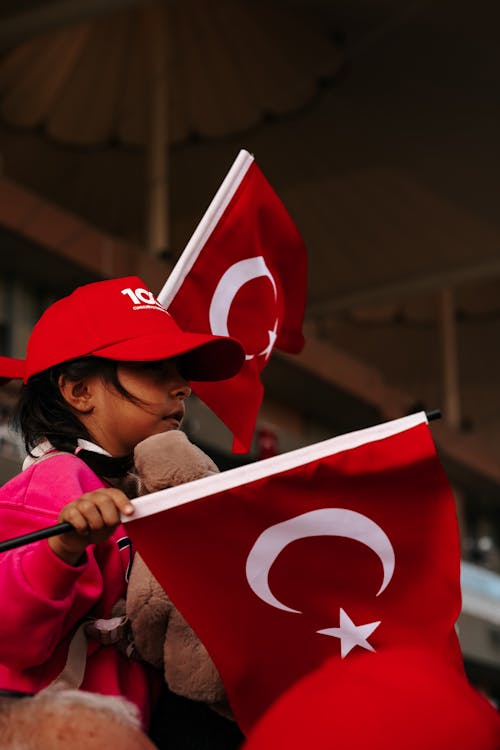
[83,360,192,455]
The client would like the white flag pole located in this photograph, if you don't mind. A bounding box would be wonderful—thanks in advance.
[122,412,429,521]
[157,149,255,307]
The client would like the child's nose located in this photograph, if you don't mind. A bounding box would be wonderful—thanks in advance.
[171,381,191,400]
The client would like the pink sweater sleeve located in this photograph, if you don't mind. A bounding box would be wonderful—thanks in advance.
[0,455,121,671]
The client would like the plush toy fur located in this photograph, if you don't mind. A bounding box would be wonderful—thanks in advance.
[126,431,233,719]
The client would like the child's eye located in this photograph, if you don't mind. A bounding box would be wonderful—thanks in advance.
[176,360,190,381]
[129,359,187,381]
[138,360,186,380]
[141,361,165,372]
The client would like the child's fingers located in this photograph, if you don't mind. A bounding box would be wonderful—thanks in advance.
[85,491,133,527]
[50,489,135,564]
[60,501,95,534]
[103,488,135,517]
[59,489,134,533]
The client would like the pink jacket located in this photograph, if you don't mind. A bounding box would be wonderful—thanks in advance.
[0,453,153,724]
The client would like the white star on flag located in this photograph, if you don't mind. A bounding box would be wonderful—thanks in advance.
[260,320,279,360]
[317,608,381,658]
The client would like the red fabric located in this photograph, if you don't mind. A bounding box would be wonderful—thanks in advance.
[244,646,500,749]
[256,426,279,459]
[0,356,24,382]
[127,419,463,734]
[167,162,307,452]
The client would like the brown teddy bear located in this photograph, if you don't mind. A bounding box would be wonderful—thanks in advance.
[125,431,233,720]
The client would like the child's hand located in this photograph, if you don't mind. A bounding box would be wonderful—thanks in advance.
[48,488,135,566]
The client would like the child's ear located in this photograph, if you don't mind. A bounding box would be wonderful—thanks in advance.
[58,374,94,414]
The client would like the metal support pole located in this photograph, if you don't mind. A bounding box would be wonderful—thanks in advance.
[438,288,461,429]
[438,287,466,552]
[145,2,169,257]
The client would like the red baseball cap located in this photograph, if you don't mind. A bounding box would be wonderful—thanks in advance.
[244,646,500,750]
[0,276,245,383]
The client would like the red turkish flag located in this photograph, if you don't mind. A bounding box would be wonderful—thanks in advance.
[158,150,307,453]
[125,413,463,735]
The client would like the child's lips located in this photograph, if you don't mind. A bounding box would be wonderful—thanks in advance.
[161,409,184,428]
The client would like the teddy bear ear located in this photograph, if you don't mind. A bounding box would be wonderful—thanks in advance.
[133,431,220,494]
[189,443,219,475]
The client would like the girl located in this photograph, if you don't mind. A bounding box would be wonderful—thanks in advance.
[0,275,244,737]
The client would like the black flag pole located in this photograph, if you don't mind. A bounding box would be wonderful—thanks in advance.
[0,521,73,553]
[0,409,443,554]
[426,409,441,422]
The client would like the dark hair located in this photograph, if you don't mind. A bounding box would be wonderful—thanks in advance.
[14,357,142,455]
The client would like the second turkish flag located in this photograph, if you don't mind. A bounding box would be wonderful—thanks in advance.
[126,413,463,733]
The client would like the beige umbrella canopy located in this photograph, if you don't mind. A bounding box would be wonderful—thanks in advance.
[0,0,340,145]
[0,0,341,254]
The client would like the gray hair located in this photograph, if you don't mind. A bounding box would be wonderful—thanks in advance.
[0,689,142,749]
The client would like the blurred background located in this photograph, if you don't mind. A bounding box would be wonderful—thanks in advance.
[0,0,498,706]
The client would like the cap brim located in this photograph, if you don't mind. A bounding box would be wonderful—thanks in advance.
[0,356,25,384]
[92,332,245,382]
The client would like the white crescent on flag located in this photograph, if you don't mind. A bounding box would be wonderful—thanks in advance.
[244,508,396,614]
[208,256,279,360]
